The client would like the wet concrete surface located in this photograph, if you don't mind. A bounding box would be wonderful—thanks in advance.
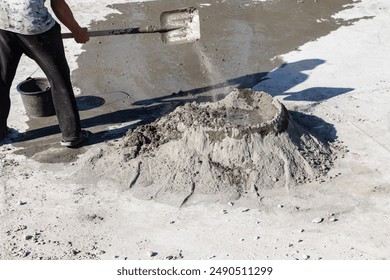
[13,0,363,162]
[73,0,359,99]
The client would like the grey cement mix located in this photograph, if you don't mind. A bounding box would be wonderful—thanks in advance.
[78,89,334,206]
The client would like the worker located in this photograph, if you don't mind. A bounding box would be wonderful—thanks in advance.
[0,0,89,147]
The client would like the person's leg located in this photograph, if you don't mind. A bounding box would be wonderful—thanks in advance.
[0,30,23,139]
[17,23,82,142]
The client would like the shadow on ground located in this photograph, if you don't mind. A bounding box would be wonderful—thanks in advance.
[289,111,337,145]
[253,59,354,101]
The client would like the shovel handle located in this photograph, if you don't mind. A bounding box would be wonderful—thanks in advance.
[62,26,178,39]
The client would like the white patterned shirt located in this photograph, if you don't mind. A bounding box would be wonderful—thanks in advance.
[0,0,55,35]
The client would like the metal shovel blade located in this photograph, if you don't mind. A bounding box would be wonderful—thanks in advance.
[160,7,201,45]
[61,7,200,45]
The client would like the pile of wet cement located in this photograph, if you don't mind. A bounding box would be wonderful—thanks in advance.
[96,89,333,206]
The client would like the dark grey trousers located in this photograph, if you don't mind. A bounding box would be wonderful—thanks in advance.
[0,23,81,141]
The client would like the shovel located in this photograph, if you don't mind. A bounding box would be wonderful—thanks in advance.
[62,7,200,45]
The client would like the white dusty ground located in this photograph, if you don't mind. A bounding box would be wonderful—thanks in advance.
[1,0,390,260]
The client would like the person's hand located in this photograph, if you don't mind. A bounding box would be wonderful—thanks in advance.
[73,27,89,44]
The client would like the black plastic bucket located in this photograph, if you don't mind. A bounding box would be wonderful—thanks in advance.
[17,77,55,117]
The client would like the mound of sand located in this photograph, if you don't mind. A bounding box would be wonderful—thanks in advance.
[88,89,333,206]
[90,90,332,205]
